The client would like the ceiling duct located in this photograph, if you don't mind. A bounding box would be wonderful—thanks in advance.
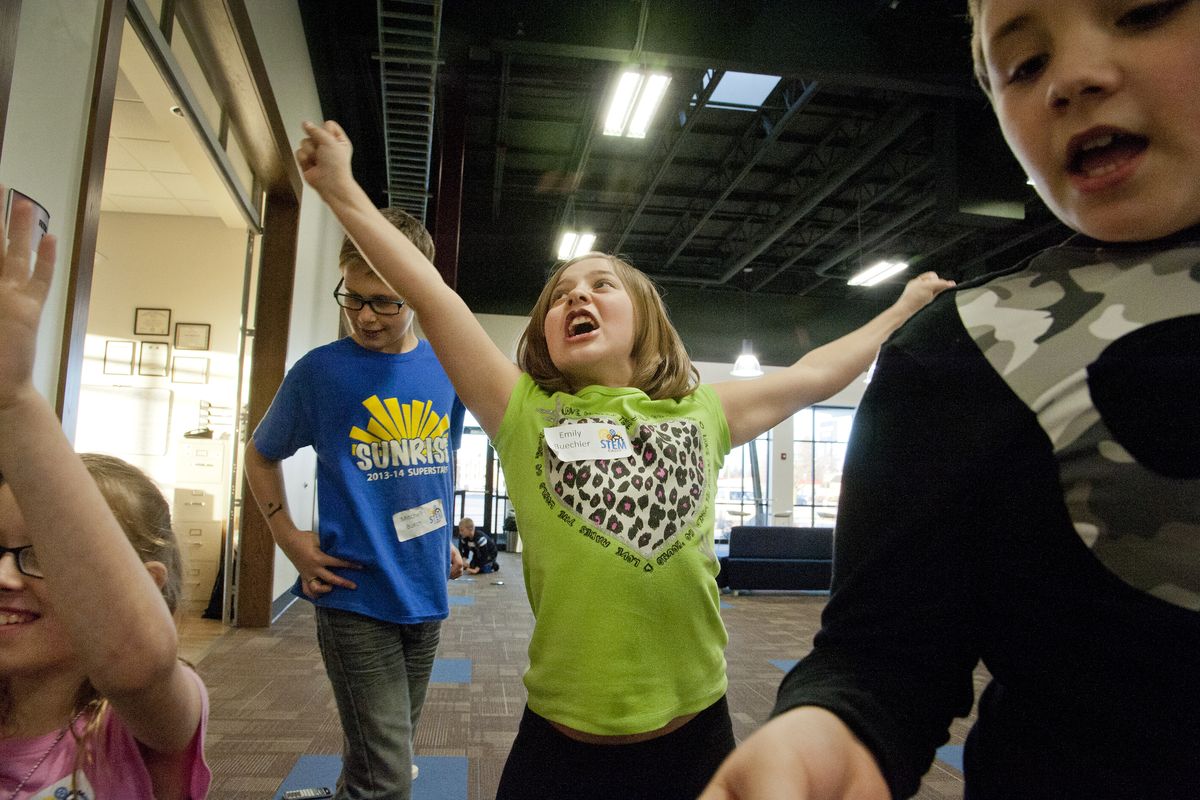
[377,0,442,221]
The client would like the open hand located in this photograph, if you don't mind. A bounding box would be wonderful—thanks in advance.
[295,120,354,197]
[0,188,56,409]
[284,529,361,598]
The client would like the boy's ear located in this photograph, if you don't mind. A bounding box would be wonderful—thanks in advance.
[144,560,169,590]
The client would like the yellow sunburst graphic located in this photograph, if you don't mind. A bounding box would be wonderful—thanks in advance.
[348,396,451,444]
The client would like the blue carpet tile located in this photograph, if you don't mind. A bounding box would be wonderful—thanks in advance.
[770,658,799,672]
[430,657,472,684]
[276,754,467,800]
[937,744,964,771]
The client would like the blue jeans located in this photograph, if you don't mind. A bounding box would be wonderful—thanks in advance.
[315,607,441,800]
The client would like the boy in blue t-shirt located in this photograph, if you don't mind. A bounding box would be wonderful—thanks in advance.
[244,207,465,799]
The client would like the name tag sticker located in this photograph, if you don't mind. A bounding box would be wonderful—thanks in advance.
[392,498,447,542]
[544,422,633,462]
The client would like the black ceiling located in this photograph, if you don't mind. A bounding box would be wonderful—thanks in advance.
[297,0,1070,366]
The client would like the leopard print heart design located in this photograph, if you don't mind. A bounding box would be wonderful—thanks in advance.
[547,416,707,558]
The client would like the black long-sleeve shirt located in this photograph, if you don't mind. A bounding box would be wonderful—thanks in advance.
[775,232,1200,799]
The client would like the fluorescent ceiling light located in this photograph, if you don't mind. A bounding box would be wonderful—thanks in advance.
[556,231,596,260]
[626,74,671,138]
[847,260,909,287]
[574,232,596,254]
[604,71,644,136]
[604,70,671,138]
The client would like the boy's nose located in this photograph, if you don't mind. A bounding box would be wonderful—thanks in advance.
[1047,48,1120,109]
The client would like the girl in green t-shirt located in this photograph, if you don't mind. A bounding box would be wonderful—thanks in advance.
[297,118,951,800]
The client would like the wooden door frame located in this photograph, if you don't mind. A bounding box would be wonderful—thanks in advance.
[60,0,301,627]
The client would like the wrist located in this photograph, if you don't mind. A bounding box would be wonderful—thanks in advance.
[316,173,366,209]
[0,384,50,431]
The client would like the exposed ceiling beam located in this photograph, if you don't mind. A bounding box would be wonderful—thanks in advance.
[714,103,922,283]
[491,38,978,100]
[611,68,721,252]
[660,77,820,269]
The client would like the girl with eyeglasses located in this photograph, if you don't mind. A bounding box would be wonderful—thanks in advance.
[0,192,210,798]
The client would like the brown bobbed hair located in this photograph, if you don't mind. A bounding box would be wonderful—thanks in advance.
[517,253,699,400]
[339,206,436,274]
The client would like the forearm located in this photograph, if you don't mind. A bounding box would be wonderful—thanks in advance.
[312,174,451,315]
[795,303,910,397]
[242,443,306,555]
[0,390,179,688]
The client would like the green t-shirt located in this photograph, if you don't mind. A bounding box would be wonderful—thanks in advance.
[494,374,732,734]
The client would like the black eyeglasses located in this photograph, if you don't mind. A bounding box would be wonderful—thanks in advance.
[0,545,44,579]
[333,278,406,316]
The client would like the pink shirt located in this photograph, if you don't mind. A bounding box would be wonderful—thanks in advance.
[0,667,211,799]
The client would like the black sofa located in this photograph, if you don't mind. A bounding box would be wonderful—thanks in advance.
[719,525,833,592]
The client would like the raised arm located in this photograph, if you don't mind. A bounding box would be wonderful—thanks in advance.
[296,120,520,437]
[0,195,202,754]
[711,271,953,446]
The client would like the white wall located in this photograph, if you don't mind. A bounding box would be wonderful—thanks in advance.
[0,0,103,401]
[244,0,346,603]
[74,213,246,487]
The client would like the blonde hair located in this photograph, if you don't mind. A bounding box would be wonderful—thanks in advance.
[517,253,699,400]
[340,206,435,273]
[0,454,183,777]
[967,0,991,95]
[81,454,182,613]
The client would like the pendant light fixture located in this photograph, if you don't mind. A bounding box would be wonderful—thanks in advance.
[730,339,764,377]
[730,287,763,378]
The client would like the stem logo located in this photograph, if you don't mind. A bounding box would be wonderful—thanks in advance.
[350,395,452,471]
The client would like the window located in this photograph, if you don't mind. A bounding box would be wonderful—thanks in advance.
[713,431,771,541]
[695,70,782,111]
[793,406,855,528]
[452,411,513,544]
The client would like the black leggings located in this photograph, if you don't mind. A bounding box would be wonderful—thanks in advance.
[495,696,736,800]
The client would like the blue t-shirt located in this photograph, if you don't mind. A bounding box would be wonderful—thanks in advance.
[253,337,465,624]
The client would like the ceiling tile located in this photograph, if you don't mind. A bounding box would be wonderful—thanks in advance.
[105,169,173,198]
[122,138,189,173]
[155,171,206,201]
[110,98,164,140]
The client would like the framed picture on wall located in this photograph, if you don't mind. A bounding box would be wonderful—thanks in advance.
[138,341,169,377]
[172,355,209,384]
[134,307,171,336]
[102,340,135,375]
[174,322,211,351]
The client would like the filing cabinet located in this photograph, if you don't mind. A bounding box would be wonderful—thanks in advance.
[172,439,228,616]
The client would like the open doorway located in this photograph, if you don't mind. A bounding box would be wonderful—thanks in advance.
[72,15,259,654]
